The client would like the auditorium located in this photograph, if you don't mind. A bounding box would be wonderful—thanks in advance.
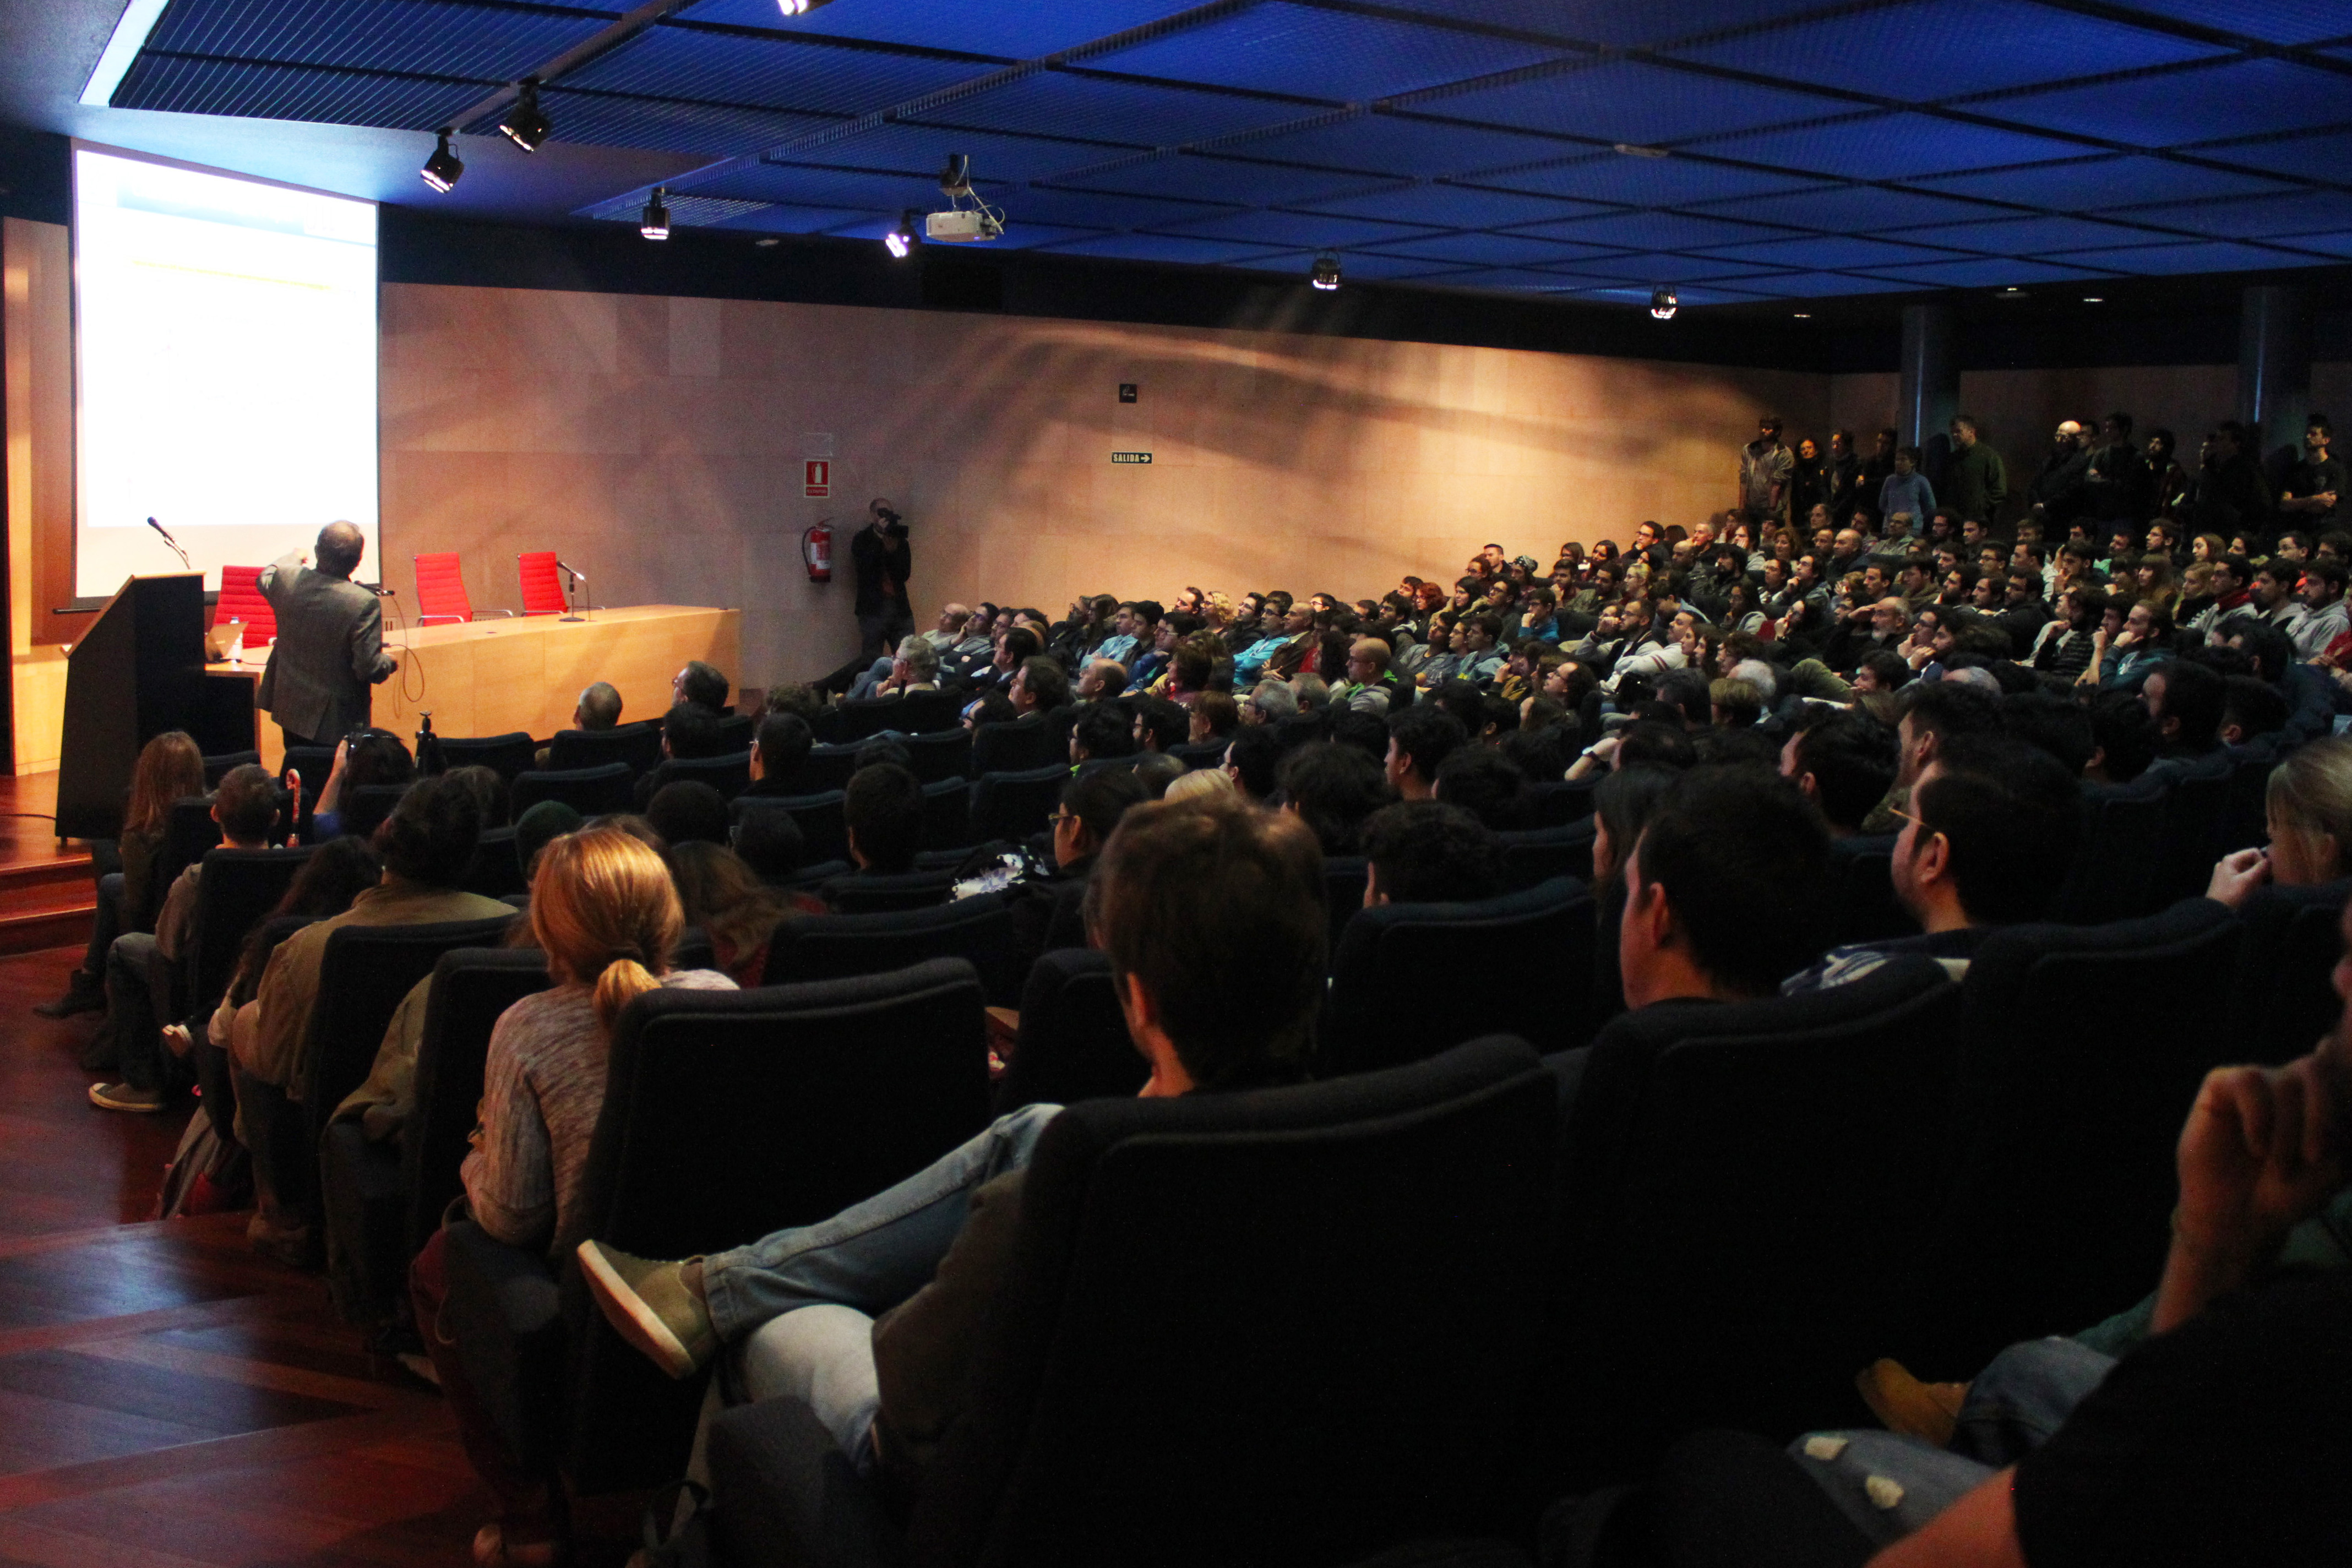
[3,0,2351,1563]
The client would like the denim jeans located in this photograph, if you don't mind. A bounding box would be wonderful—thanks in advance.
[700,1105,1061,1461]
[95,933,177,1091]
[77,872,127,983]
[1789,1336,2117,1547]
[856,608,914,662]
[847,656,896,701]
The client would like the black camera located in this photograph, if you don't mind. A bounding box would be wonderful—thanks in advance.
[876,506,906,535]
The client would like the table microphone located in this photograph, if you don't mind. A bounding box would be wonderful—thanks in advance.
[146,516,191,569]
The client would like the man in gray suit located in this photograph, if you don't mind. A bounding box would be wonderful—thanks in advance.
[257,521,398,750]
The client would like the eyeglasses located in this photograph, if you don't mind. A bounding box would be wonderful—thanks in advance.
[1049,810,1079,828]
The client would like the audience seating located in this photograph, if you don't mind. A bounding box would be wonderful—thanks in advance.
[545,723,663,775]
[778,858,851,891]
[1324,853,1369,967]
[2232,877,2351,1068]
[2049,777,2166,925]
[816,692,960,745]
[342,783,409,842]
[920,776,971,850]
[517,551,568,617]
[1823,833,1917,948]
[202,748,260,787]
[787,742,863,795]
[2153,752,2233,905]
[462,829,527,900]
[435,732,537,782]
[1923,897,2246,1368]
[436,960,994,1491]
[306,915,519,1322]
[967,714,1054,776]
[903,727,973,783]
[704,1036,1556,1568]
[2218,740,2282,859]
[715,714,756,753]
[969,764,1066,843]
[228,914,328,1253]
[413,552,499,625]
[992,948,1144,1114]
[153,797,226,925]
[211,564,277,646]
[1529,777,1596,827]
[1322,878,1594,1072]
[763,890,1026,1007]
[1166,739,1227,771]
[818,870,958,914]
[1496,819,1598,892]
[182,846,315,1144]
[737,793,848,867]
[659,750,753,800]
[512,763,634,818]
[1545,959,1964,1464]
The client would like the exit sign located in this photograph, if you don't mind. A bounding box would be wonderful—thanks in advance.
[1110,451,1152,464]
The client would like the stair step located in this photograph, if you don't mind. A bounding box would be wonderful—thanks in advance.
[0,856,92,893]
[0,905,93,956]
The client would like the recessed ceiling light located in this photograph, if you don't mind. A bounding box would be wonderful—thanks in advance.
[755,237,779,248]
[2082,295,2104,303]
[1793,312,1811,318]
[1613,143,1670,159]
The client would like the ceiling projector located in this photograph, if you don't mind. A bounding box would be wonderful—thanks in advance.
[925,208,1002,243]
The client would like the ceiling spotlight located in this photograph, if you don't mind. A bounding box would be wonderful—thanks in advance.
[639,186,670,241]
[499,79,551,153]
[420,129,463,193]
[2082,295,2104,303]
[1793,312,1811,319]
[755,237,780,248]
[1310,253,1342,291]
[884,209,919,259]
[1649,286,1678,320]
[775,0,835,13]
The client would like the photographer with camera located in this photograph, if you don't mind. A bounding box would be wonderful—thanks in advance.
[853,498,915,660]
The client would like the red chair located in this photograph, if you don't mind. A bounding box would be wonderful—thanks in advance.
[212,565,276,646]
[413,552,516,625]
[518,552,567,617]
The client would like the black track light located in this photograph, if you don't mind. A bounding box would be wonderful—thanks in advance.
[884,209,919,259]
[640,186,671,241]
[1310,253,1342,291]
[499,79,551,153]
[1649,286,1678,320]
[420,129,463,193]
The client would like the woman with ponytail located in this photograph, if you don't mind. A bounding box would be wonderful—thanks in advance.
[423,828,733,1568]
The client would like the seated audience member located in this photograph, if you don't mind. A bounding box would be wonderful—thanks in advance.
[42,731,208,1018]
[1223,725,1283,804]
[1434,745,1533,831]
[1784,733,2080,992]
[311,729,417,841]
[840,764,923,876]
[1779,710,1899,837]
[669,840,795,984]
[962,689,1018,731]
[1360,801,1504,907]
[1076,658,1126,703]
[1009,654,1070,716]
[2218,675,2289,750]
[1851,649,1910,695]
[1012,767,1149,966]
[1069,703,1137,765]
[1333,638,1399,716]
[2085,689,2159,786]
[1386,706,1468,803]
[1163,766,1236,804]
[1278,742,1396,854]
[2139,656,2227,781]
[574,797,1327,1510]
[673,660,731,714]
[744,712,814,798]
[1189,690,1240,747]
[646,781,731,850]
[445,765,512,832]
[1244,680,1300,726]
[1999,689,2097,777]
[1130,698,1189,755]
[1132,752,1186,799]
[764,683,824,724]
[2206,737,2352,908]
[730,806,806,886]
[632,703,729,809]
[535,681,626,766]
[513,801,582,885]
[1708,677,1764,728]
[1871,679,2002,832]
[413,828,734,1564]
[87,764,281,1113]
[870,635,941,698]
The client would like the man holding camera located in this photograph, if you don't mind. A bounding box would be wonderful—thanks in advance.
[853,498,915,660]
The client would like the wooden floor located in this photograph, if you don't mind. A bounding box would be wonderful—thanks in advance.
[0,941,644,1565]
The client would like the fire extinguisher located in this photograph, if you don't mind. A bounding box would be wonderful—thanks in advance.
[802,520,832,583]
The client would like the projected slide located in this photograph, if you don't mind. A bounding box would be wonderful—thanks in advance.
[74,145,378,601]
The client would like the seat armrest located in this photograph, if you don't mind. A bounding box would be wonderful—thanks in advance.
[437,1220,568,1467]
[707,1397,902,1568]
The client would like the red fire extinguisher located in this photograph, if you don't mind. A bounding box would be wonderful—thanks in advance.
[802,520,832,583]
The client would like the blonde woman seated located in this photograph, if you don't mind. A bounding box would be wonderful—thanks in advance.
[2206,737,2352,908]
[412,827,734,1567]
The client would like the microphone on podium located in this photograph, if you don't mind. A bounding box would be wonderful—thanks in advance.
[146,516,191,569]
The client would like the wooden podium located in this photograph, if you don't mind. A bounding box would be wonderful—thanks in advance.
[55,573,255,841]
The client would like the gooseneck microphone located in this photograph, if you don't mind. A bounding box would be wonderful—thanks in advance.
[146,516,191,569]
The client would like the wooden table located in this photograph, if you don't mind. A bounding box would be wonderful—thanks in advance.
[216,605,740,768]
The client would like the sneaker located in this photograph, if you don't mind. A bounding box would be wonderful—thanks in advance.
[88,1081,166,1113]
[1855,1358,1968,1448]
[576,1240,715,1380]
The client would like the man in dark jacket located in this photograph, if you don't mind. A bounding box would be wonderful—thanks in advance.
[851,497,914,658]
[255,520,396,750]
[578,794,1325,1498]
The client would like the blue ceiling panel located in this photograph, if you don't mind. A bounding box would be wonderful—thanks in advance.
[1512,210,1800,251]
[676,0,1194,59]
[146,0,617,83]
[1718,271,1925,297]
[771,122,1120,181]
[972,185,1245,230]
[1700,183,2017,231]
[1574,285,1784,308]
[1046,151,1381,205]
[1158,209,1443,247]
[1889,214,2177,255]
[2279,230,2352,257]
[537,89,836,156]
[1299,181,1614,228]
[1357,230,1629,266]
[1559,253,1801,285]
[706,202,883,233]
[689,160,955,208]
[2045,239,2321,274]
[934,70,1319,148]
[1086,2,1567,102]
[1689,234,1972,269]
[2077,0,2352,46]
[113,54,484,129]
[2196,130,2352,186]
[1371,0,1835,51]
[822,213,1106,249]
[1414,59,1845,146]
[1031,232,1291,264]
[1235,250,1479,280]
[1221,112,1576,178]
[1669,0,2225,99]
[563,24,991,115]
[1859,258,2124,288]
[1479,152,1820,205]
[2118,190,2352,238]
[1692,112,2092,181]
[1413,267,1588,291]
[1910,154,2297,209]
[1983,59,2352,149]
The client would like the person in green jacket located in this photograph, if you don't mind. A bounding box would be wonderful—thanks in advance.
[1944,414,2008,526]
